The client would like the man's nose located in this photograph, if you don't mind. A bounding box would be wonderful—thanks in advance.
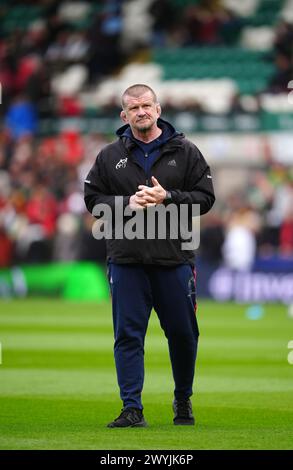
[137,107,145,116]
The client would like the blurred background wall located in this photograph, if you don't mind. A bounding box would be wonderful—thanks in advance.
[0,0,293,303]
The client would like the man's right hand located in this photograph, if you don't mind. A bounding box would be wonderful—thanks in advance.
[129,194,156,210]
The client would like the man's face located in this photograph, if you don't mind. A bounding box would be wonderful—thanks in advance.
[120,91,161,133]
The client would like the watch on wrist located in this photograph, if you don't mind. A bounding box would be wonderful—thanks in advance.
[164,190,172,203]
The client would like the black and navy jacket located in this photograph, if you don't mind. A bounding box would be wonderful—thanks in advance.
[84,118,215,266]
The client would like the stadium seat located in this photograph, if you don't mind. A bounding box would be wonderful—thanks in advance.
[260,93,293,113]
[119,63,162,82]
[58,1,91,22]
[281,0,293,22]
[223,0,260,17]
[152,45,275,94]
[241,26,275,50]
[51,65,88,97]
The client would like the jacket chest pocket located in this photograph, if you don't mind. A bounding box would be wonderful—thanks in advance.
[154,162,186,190]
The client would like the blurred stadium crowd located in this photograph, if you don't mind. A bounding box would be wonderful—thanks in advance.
[0,0,293,270]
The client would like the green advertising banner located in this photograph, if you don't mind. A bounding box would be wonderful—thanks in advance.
[0,262,109,302]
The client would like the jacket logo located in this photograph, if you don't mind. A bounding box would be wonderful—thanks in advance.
[167,159,176,167]
[116,158,128,169]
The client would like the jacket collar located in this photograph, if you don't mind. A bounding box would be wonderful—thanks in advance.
[116,117,184,152]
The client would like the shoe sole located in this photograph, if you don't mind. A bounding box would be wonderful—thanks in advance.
[107,421,147,428]
[131,421,147,427]
[173,419,195,426]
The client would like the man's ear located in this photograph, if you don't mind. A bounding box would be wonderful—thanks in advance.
[120,110,128,123]
[156,103,162,117]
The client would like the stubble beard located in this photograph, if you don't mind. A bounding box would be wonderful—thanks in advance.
[135,119,154,133]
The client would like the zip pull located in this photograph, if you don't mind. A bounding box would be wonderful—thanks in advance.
[145,153,149,184]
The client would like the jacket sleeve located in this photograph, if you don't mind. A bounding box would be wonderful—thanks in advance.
[84,152,130,217]
[169,144,215,215]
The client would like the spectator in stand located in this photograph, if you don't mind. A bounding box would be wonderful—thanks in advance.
[77,213,107,263]
[0,226,13,267]
[268,52,293,93]
[179,0,241,46]
[23,185,58,263]
[274,21,293,62]
[25,60,53,118]
[182,3,221,45]
[5,95,38,140]
[267,21,293,92]
[280,209,293,256]
[0,57,16,115]
[53,213,80,261]
[0,171,14,266]
[87,3,123,81]
[149,0,177,46]
[26,185,58,239]
[200,212,224,264]
[43,8,70,49]
[62,31,89,62]
[45,29,71,63]
[222,208,261,271]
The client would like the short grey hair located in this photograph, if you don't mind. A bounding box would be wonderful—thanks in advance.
[121,84,158,109]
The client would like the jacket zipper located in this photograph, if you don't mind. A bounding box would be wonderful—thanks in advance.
[144,152,149,186]
[123,142,182,187]
[144,147,181,186]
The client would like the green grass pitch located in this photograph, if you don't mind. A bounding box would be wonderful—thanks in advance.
[0,299,292,450]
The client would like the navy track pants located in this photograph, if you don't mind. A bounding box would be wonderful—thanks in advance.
[107,263,199,410]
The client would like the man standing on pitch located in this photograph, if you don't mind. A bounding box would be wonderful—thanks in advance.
[84,84,215,427]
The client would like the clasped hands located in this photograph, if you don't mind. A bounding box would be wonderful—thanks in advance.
[129,176,166,210]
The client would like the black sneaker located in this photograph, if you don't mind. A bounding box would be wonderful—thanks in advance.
[173,399,195,425]
[107,407,147,428]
